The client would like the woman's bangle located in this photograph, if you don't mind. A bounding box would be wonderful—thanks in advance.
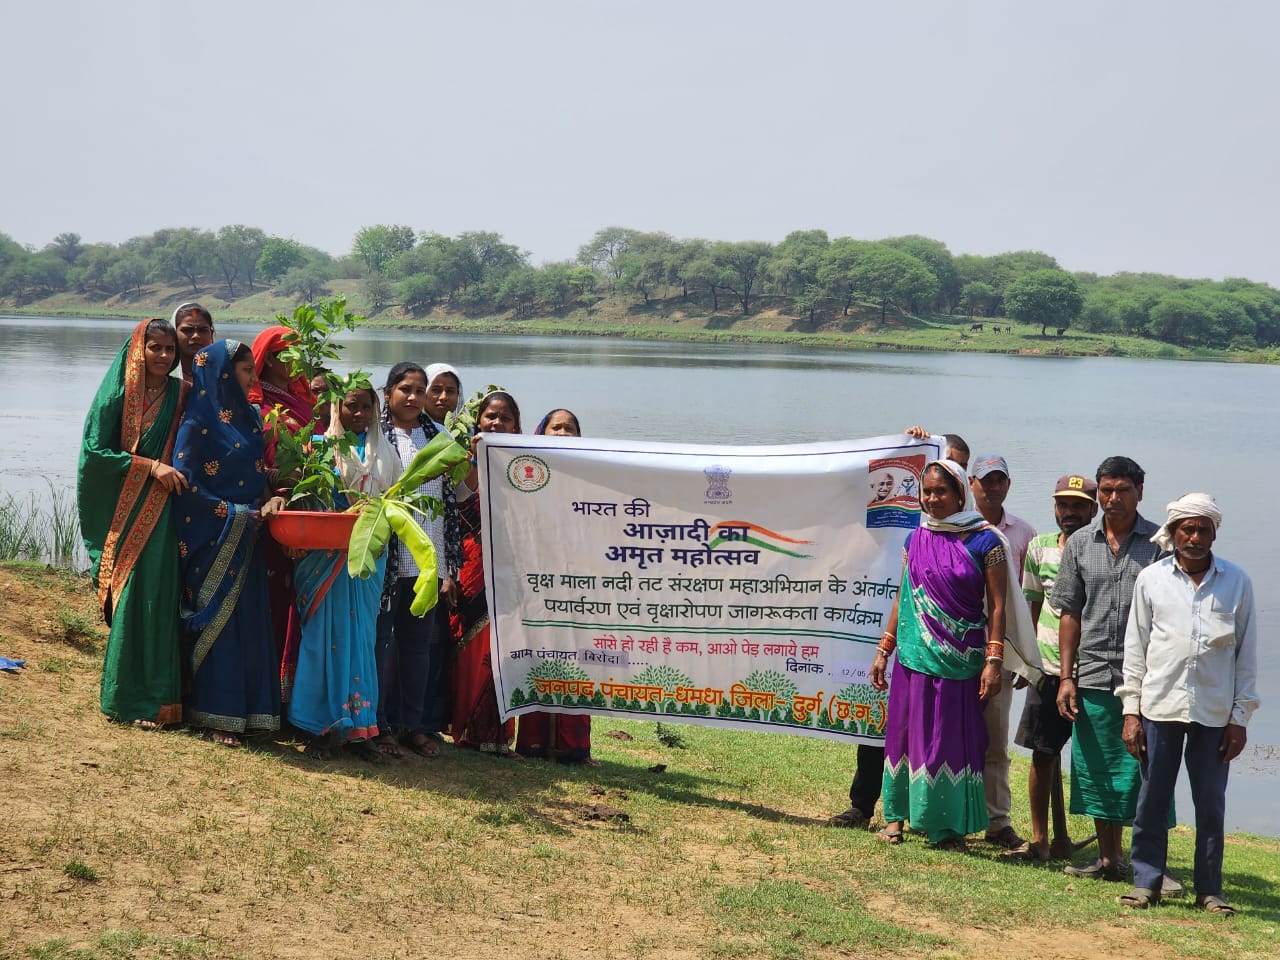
[149,459,159,477]
[874,647,892,658]
[985,655,1004,664]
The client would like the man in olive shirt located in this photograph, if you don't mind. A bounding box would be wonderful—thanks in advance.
[1051,456,1165,882]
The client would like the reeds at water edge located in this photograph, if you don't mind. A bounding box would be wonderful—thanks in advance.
[0,482,82,568]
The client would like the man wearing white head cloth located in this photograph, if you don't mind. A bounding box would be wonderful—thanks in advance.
[1115,493,1260,914]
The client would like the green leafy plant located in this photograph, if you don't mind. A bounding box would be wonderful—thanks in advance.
[264,296,473,617]
[265,296,374,510]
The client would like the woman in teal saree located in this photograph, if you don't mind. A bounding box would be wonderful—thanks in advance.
[78,318,189,725]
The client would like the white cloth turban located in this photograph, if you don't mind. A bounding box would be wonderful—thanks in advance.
[1151,492,1222,551]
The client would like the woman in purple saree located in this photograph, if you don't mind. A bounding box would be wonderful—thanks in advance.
[871,459,1008,850]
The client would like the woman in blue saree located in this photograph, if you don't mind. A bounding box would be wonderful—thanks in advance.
[173,340,284,746]
[289,385,401,760]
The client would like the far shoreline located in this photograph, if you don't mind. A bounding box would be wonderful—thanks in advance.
[4,300,1277,365]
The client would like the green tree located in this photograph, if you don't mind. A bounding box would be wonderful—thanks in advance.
[213,224,266,296]
[45,232,83,265]
[364,272,394,314]
[1002,269,1083,336]
[257,237,306,282]
[711,240,773,316]
[617,232,676,303]
[496,267,538,316]
[816,238,871,315]
[880,235,957,312]
[352,224,416,275]
[959,281,998,318]
[102,255,148,297]
[577,226,639,288]
[153,228,214,294]
[0,232,25,275]
[276,262,333,303]
[768,229,829,325]
[0,254,68,303]
[399,273,441,315]
[849,245,938,322]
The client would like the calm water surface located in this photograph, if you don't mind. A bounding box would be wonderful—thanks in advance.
[2,315,1276,833]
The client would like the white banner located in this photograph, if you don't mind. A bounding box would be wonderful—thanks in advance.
[479,433,942,744]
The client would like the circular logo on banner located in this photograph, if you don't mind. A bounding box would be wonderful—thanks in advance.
[507,455,551,492]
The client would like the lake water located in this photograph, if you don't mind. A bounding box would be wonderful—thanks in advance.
[2,314,1276,834]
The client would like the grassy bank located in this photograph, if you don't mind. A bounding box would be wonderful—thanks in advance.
[1,561,1277,960]
[6,284,1278,364]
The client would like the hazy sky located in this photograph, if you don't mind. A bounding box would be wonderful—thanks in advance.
[4,1,1278,285]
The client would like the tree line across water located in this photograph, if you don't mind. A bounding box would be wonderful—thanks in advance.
[3,224,1279,352]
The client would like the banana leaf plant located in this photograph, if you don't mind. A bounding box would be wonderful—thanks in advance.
[346,430,472,615]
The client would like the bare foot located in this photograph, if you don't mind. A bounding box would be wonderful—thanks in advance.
[205,729,241,748]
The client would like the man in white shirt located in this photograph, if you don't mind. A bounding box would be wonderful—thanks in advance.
[969,453,1037,850]
[1117,493,1259,914]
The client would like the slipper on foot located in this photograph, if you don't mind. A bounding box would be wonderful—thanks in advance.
[1118,887,1159,909]
[1197,895,1235,915]
[875,827,904,845]
[828,807,870,829]
[984,825,1026,850]
[1003,842,1050,863]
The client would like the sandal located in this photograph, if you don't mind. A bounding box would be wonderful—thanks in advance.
[401,731,441,758]
[984,825,1026,850]
[1003,842,1051,862]
[372,733,403,759]
[828,807,870,829]
[875,827,904,845]
[203,729,242,748]
[1197,895,1236,916]
[933,836,969,853]
[1119,887,1159,909]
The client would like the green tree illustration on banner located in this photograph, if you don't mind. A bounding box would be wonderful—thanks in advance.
[742,670,799,724]
[521,659,591,706]
[630,665,692,714]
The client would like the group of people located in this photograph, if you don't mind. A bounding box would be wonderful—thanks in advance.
[837,436,1259,915]
[78,306,597,767]
[78,314,1259,914]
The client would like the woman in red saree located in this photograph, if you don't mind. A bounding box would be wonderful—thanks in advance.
[449,391,520,755]
[248,325,315,706]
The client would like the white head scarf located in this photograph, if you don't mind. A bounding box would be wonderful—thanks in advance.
[1152,492,1222,551]
[424,363,462,426]
[912,458,1043,681]
[920,459,986,532]
[326,387,401,496]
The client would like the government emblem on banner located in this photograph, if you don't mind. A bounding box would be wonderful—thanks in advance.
[704,464,732,503]
[507,455,551,492]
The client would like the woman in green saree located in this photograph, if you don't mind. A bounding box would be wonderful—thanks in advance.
[78,318,189,725]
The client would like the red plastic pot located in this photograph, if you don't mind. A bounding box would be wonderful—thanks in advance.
[267,510,357,551]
